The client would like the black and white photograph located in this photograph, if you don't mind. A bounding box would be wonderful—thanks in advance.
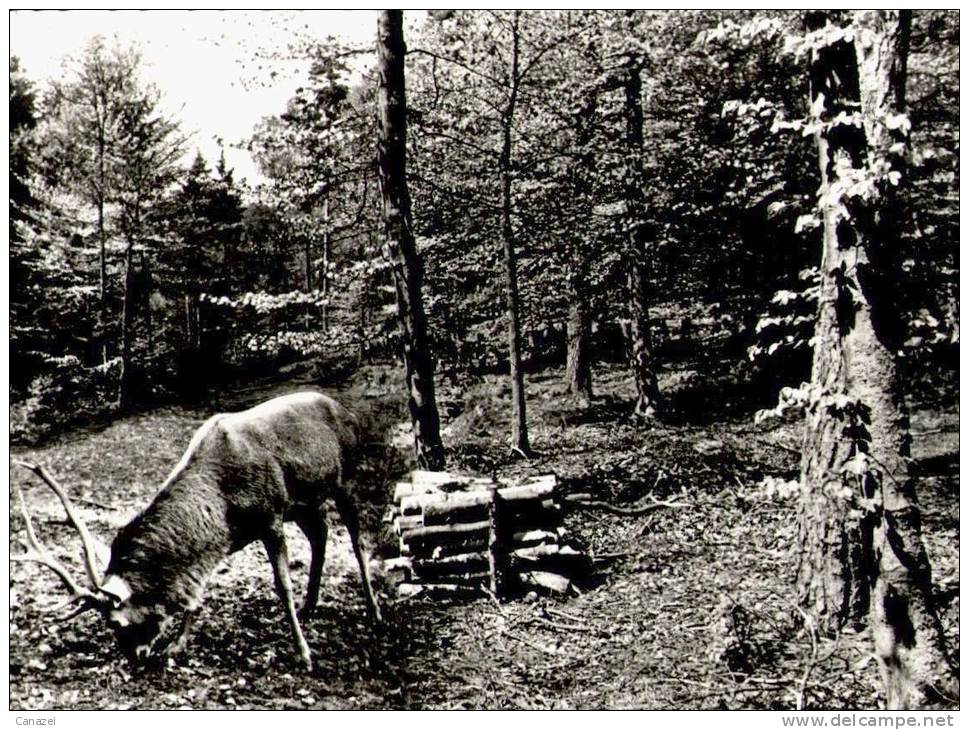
[8,8,960,715]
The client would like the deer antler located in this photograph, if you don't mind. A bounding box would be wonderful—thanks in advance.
[14,461,107,588]
[12,487,103,608]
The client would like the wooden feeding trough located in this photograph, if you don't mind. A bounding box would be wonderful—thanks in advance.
[384,471,592,600]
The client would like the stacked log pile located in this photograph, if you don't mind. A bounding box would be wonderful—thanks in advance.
[384,471,591,600]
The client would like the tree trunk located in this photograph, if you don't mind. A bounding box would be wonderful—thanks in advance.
[96,112,109,366]
[118,240,135,411]
[564,274,592,402]
[798,10,954,708]
[303,231,313,331]
[499,11,531,455]
[322,195,330,333]
[564,93,598,403]
[142,250,153,389]
[97,197,108,365]
[375,9,446,470]
[621,58,661,421]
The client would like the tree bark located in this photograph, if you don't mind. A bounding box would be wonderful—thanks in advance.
[97,197,108,364]
[564,93,598,402]
[303,228,313,331]
[375,9,446,470]
[499,11,531,455]
[565,266,593,402]
[798,10,954,708]
[621,58,661,421]
[321,195,330,333]
[142,250,153,387]
[118,240,135,410]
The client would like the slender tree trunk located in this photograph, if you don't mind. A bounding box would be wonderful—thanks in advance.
[375,9,446,470]
[499,11,531,455]
[798,10,954,708]
[142,250,153,390]
[322,196,330,333]
[222,237,231,292]
[96,105,111,366]
[97,197,108,364]
[564,93,598,403]
[118,240,135,410]
[304,232,313,331]
[621,58,660,421]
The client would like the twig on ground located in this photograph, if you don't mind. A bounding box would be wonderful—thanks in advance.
[522,615,596,634]
[544,606,585,623]
[482,587,505,614]
[563,494,688,516]
[909,428,954,437]
[503,629,563,657]
[75,497,113,511]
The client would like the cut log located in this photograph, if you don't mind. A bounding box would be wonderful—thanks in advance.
[399,522,560,555]
[509,544,591,575]
[393,481,444,503]
[382,557,413,572]
[515,474,557,490]
[520,570,573,595]
[401,481,555,517]
[400,520,491,544]
[397,582,483,600]
[411,551,489,578]
[411,470,470,487]
[420,499,561,527]
[393,514,424,535]
[512,544,580,559]
[513,528,562,548]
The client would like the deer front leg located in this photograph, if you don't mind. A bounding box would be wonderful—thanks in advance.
[162,609,199,657]
[295,509,328,620]
[263,529,313,671]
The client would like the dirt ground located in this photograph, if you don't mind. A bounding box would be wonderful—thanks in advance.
[8,363,959,710]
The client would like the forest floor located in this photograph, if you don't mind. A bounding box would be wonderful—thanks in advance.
[9,360,959,710]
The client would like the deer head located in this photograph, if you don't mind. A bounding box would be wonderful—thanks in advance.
[12,461,187,664]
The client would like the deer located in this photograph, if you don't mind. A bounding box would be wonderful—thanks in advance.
[12,391,383,672]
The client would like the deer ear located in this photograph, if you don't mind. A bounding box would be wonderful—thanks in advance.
[99,575,132,604]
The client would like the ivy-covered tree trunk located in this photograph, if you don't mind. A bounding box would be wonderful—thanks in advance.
[797,10,954,709]
[499,11,531,455]
[375,9,446,470]
[621,58,660,421]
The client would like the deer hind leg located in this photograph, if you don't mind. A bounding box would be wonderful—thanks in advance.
[333,490,383,625]
[294,508,328,620]
[263,526,313,671]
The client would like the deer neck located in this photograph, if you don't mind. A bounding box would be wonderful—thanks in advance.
[112,472,234,611]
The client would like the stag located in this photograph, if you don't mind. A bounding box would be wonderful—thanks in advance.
[12,391,383,671]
